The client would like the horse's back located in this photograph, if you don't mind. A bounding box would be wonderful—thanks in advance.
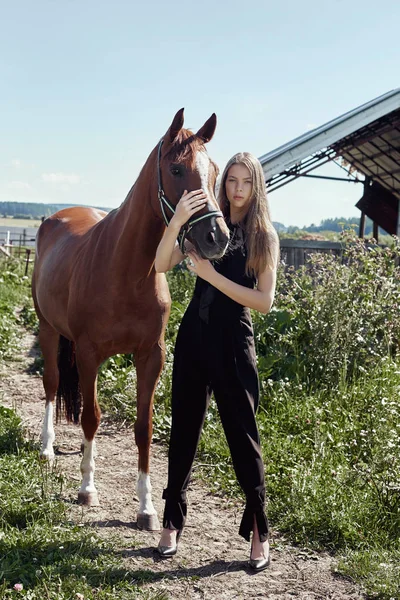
[33,207,108,333]
[36,207,107,257]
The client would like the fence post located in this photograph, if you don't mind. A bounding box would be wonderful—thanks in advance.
[25,249,31,277]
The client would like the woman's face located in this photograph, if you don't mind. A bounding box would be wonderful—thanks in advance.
[225,163,253,213]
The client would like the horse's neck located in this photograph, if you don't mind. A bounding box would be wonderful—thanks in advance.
[109,157,165,280]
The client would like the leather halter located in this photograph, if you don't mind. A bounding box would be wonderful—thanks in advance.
[157,139,223,253]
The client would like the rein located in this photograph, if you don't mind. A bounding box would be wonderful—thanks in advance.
[157,139,223,253]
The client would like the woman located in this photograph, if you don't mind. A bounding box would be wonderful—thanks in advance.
[154,152,279,571]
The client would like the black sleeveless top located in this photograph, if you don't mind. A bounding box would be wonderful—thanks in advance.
[193,220,256,324]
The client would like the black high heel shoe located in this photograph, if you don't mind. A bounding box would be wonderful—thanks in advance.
[248,535,270,572]
[157,528,182,557]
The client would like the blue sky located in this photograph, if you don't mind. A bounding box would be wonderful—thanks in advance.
[1,0,399,227]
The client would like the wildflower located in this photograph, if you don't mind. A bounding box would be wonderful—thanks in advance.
[75,594,84,600]
[13,583,23,591]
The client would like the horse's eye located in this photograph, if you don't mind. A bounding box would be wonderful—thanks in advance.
[170,165,183,177]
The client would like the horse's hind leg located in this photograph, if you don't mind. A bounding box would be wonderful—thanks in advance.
[135,344,164,531]
[75,346,101,506]
[38,319,60,460]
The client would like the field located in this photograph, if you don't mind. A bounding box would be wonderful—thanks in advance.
[0,217,42,228]
[1,236,400,599]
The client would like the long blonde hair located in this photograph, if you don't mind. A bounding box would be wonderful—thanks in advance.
[218,152,279,278]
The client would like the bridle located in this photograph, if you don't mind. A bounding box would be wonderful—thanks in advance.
[157,139,223,253]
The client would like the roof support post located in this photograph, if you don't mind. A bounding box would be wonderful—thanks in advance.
[359,176,371,239]
[359,212,366,238]
[373,221,379,242]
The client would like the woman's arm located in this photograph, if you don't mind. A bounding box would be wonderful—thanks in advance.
[155,221,185,273]
[187,252,277,314]
[154,189,208,273]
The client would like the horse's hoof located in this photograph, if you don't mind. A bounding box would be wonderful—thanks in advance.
[137,513,160,531]
[78,491,99,506]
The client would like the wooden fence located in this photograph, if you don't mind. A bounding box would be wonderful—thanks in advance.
[0,226,37,248]
[279,239,342,268]
[0,227,358,271]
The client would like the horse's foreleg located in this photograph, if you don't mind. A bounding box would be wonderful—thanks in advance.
[76,348,101,506]
[135,343,164,531]
[38,321,60,461]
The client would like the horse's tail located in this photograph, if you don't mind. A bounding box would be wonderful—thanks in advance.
[56,335,82,424]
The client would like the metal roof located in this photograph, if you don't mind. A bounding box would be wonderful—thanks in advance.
[260,88,400,199]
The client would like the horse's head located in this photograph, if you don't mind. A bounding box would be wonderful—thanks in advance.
[156,109,229,260]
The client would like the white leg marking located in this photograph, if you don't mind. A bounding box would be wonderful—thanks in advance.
[40,402,55,460]
[79,439,97,495]
[137,471,156,515]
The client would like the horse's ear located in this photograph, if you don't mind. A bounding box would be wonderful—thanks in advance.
[196,113,217,143]
[168,108,185,142]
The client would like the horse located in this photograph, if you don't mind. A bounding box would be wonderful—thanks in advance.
[32,109,230,530]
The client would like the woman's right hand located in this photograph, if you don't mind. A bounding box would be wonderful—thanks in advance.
[170,189,208,229]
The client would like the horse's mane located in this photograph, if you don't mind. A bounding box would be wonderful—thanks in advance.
[164,129,206,169]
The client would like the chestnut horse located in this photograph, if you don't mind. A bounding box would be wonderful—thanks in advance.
[32,109,229,530]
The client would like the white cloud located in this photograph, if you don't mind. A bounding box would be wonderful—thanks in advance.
[7,181,31,190]
[41,173,81,184]
[11,159,21,168]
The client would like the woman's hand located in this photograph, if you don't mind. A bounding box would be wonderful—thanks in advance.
[186,250,216,283]
[170,189,208,229]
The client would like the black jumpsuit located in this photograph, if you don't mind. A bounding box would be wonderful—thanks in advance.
[162,220,269,542]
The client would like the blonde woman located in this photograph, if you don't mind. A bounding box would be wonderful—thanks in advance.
[155,152,279,571]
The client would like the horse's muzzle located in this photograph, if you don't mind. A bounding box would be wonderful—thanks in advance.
[189,215,229,260]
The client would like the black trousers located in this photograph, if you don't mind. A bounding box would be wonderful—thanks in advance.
[162,298,269,542]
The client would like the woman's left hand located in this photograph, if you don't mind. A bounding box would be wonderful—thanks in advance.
[187,250,216,283]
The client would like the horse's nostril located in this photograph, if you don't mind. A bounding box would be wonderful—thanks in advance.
[207,231,216,245]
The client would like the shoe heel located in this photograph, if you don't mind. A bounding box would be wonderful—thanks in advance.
[157,528,182,558]
[249,537,270,572]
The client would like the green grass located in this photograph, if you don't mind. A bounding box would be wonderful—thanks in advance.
[0,406,167,600]
[94,246,400,599]
[0,260,36,362]
[194,358,400,599]
[0,260,166,599]
[3,243,400,599]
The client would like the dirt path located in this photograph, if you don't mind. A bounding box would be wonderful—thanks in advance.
[0,331,364,600]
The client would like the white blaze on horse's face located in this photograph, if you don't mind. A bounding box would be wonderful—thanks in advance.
[195,150,214,204]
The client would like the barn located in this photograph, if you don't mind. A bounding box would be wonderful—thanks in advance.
[259,88,400,243]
